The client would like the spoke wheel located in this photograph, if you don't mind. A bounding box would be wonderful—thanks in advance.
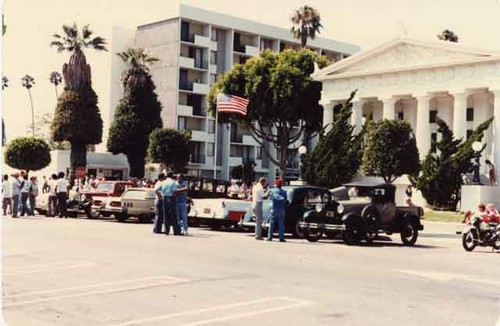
[462,231,477,251]
[400,222,418,246]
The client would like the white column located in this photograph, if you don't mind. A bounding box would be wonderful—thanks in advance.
[493,90,500,173]
[452,92,468,140]
[416,96,431,159]
[382,98,396,120]
[352,99,365,134]
[322,101,335,132]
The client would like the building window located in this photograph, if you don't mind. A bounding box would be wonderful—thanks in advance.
[397,112,404,120]
[466,108,474,121]
[429,110,438,123]
[178,117,186,130]
[210,51,217,65]
[211,28,218,42]
[207,120,215,134]
[207,143,214,156]
[466,129,473,139]
[256,146,262,159]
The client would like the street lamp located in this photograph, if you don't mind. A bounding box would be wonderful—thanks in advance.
[471,141,483,184]
[298,145,307,180]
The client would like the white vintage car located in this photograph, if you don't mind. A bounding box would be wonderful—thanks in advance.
[190,197,252,229]
[93,188,156,223]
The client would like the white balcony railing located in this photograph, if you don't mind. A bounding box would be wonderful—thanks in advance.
[193,82,209,94]
[177,104,193,117]
[210,41,218,51]
[209,64,217,74]
[179,56,195,69]
[245,45,260,56]
[190,130,208,142]
[194,35,211,48]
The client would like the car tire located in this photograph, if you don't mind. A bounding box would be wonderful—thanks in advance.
[116,213,128,222]
[400,222,418,246]
[342,228,361,245]
[304,226,322,242]
[86,209,100,219]
[292,219,305,238]
[361,206,380,243]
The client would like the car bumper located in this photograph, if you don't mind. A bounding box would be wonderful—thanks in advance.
[97,207,125,214]
[299,222,346,231]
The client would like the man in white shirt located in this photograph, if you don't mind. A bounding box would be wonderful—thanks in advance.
[55,171,69,218]
[229,180,240,199]
[20,173,32,216]
[252,177,269,240]
[2,174,12,216]
[10,173,22,218]
[48,174,59,217]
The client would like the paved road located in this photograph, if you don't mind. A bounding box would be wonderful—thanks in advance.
[2,216,499,326]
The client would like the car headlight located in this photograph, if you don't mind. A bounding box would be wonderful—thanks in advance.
[315,204,323,213]
[337,203,345,214]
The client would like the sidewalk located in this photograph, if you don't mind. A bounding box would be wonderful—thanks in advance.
[420,220,463,239]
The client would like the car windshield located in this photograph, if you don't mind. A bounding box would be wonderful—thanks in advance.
[347,187,371,201]
[122,189,152,200]
[96,183,114,192]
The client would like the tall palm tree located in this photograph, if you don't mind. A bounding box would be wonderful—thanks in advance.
[2,76,7,146]
[49,71,62,99]
[290,5,323,48]
[438,29,459,42]
[51,23,107,90]
[117,48,159,90]
[21,75,35,137]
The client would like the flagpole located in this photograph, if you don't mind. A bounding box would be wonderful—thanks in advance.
[213,95,219,180]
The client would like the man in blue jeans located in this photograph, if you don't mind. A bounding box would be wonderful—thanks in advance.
[175,174,189,235]
[161,172,181,236]
[153,173,166,234]
[267,179,288,242]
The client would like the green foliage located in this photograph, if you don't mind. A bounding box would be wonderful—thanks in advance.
[5,137,51,172]
[302,92,364,188]
[207,49,324,179]
[361,119,420,183]
[231,160,255,185]
[412,117,493,209]
[147,128,191,173]
[290,5,323,48]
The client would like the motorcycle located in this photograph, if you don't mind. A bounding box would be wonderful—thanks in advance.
[462,216,500,252]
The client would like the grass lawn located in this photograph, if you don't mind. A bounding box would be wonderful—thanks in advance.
[422,210,464,223]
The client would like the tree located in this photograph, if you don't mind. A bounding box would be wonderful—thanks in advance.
[2,76,8,146]
[4,137,51,174]
[2,76,7,89]
[49,71,62,99]
[207,49,324,180]
[50,23,106,176]
[290,5,323,48]
[21,75,35,137]
[361,119,420,183]
[412,117,493,210]
[302,91,364,188]
[29,113,70,150]
[107,48,163,178]
[438,29,459,42]
[147,128,191,173]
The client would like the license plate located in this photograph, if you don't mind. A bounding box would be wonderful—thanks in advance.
[203,208,211,214]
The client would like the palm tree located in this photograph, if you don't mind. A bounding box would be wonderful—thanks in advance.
[49,71,62,99]
[50,23,107,90]
[290,5,323,48]
[117,48,159,90]
[21,75,35,137]
[438,29,459,42]
[2,76,8,90]
[2,75,7,146]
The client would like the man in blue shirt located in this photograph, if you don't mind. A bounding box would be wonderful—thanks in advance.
[161,172,181,236]
[175,174,189,235]
[266,179,288,242]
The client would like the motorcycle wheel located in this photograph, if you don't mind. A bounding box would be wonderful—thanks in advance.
[462,231,477,252]
[492,234,500,250]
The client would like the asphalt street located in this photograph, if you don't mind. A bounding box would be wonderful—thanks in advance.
[2,216,499,326]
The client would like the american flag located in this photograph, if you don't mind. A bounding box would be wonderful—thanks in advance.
[217,93,249,116]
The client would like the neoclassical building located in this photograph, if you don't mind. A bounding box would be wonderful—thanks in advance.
[314,38,500,181]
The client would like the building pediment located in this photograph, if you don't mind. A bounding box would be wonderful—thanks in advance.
[315,38,500,80]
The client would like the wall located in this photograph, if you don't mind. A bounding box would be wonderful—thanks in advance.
[461,185,500,212]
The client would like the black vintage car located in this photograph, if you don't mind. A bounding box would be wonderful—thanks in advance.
[300,182,424,246]
[241,185,341,237]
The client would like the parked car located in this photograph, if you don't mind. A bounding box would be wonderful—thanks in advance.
[188,178,251,229]
[301,182,424,245]
[241,185,333,238]
[83,181,135,218]
[98,188,156,223]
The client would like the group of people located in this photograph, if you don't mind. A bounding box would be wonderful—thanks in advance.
[463,203,500,224]
[2,171,70,218]
[153,172,189,236]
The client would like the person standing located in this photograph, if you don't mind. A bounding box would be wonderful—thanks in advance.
[161,172,181,236]
[153,173,166,234]
[28,176,39,216]
[11,173,21,218]
[55,172,69,218]
[20,173,32,216]
[405,185,414,206]
[485,159,497,186]
[2,175,12,216]
[266,179,288,242]
[229,180,240,199]
[42,176,50,194]
[175,174,189,235]
[48,173,59,217]
[252,177,269,240]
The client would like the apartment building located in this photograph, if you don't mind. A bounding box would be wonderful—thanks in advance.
[135,4,359,181]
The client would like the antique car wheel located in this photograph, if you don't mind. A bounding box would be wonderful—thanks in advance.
[304,227,322,242]
[86,209,100,219]
[292,219,305,238]
[461,231,477,252]
[400,222,418,246]
[342,228,361,245]
[361,207,380,243]
[115,213,128,222]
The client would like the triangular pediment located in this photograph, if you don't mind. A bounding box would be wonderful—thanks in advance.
[315,38,500,79]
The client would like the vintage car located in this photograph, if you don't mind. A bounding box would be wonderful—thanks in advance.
[300,182,424,245]
[83,181,135,218]
[188,178,251,229]
[241,185,333,238]
[99,188,156,223]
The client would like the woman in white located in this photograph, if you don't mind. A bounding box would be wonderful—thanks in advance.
[252,177,268,240]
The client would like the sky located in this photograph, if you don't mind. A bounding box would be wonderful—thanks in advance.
[2,0,500,143]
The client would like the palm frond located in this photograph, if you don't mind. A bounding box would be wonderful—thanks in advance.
[82,24,92,39]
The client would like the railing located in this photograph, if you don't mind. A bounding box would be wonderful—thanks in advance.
[194,60,209,70]
[181,33,195,43]
[179,81,193,91]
